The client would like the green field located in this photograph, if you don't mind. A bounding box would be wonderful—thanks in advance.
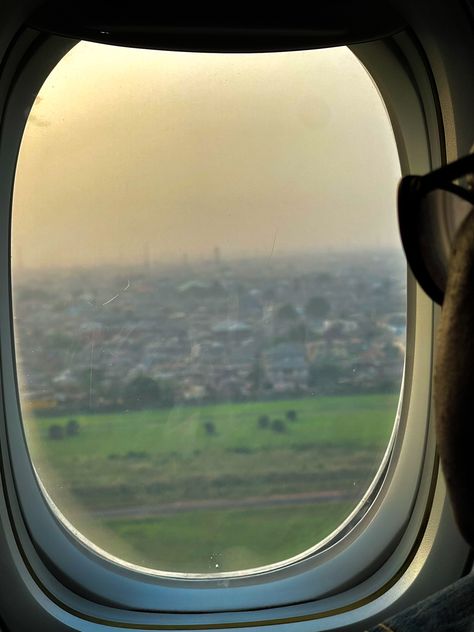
[24,394,398,573]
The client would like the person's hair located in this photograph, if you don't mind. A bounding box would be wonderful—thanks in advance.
[435,210,474,547]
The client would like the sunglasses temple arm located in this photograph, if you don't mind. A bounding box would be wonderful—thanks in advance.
[421,153,474,191]
[437,182,474,205]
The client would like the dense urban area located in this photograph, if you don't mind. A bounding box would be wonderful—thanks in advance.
[13,249,406,416]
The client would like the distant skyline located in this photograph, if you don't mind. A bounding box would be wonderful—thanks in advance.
[13,42,401,270]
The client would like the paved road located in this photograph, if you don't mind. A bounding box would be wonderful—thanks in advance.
[93,490,355,520]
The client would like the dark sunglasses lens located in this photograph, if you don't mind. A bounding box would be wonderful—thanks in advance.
[419,189,472,302]
[424,188,472,242]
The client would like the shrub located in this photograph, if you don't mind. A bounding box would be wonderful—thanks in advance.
[271,419,286,433]
[204,421,216,435]
[48,424,64,440]
[258,414,270,429]
[228,446,252,454]
[66,418,80,436]
[126,451,148,459]
[286,410,297,422]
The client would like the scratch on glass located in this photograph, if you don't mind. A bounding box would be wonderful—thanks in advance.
[102,279,131,306]
[89,340,94,409]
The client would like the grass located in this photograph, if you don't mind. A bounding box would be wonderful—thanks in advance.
[23,393,399,573]
[103,502,355,573]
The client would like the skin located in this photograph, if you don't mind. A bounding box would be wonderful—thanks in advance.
[435,209,474,547]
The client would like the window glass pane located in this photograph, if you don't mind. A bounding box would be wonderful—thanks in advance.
[11,42,404,575]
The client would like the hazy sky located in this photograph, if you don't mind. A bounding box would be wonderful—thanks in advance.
[13,42,401,269]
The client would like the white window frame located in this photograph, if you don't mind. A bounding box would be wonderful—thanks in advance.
[0,24,470,632]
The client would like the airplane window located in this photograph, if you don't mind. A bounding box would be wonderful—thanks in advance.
[11,41,404,575]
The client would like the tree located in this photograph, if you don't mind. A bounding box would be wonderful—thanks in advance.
[276,303,298,321]
[286,410,297,422]
[48,424,64,440]
[157,379,176,407]
[247,353,267,392]
[305,296,330,320]
[258,414,270,429]
[66,419,80,436]
[124,375,174,409]
[308,362,347,393]
[125,375,160,408]
[282,322,311,343]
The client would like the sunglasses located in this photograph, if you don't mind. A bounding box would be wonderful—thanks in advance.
[398,153,474,305]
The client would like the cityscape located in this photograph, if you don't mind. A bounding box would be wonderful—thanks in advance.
[13,249,406,416]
